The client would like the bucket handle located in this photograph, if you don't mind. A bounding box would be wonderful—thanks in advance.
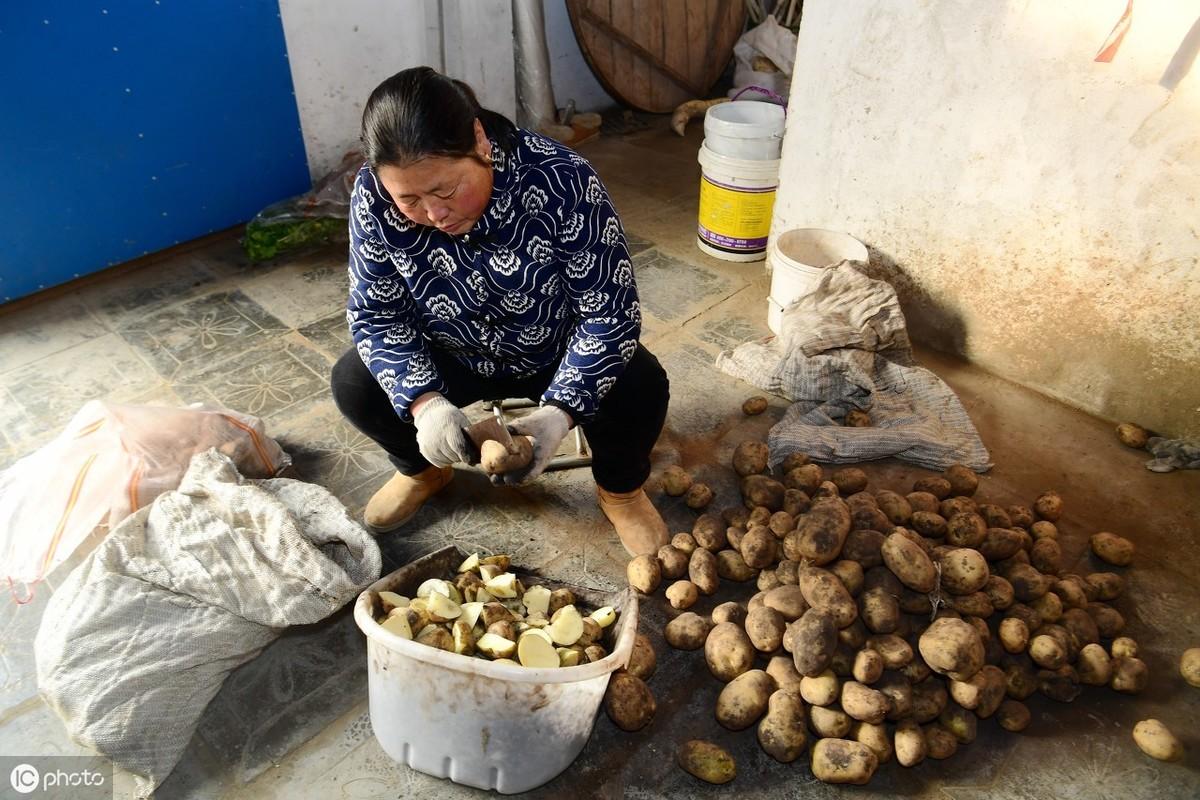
[731,85,789,109]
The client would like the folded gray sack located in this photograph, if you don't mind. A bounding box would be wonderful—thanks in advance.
[718,263,991,472]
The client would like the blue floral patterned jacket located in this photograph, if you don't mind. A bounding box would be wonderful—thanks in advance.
[347,129,641,423]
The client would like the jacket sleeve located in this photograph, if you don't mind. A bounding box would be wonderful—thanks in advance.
[541,166,642,423]
[346,172,446,422]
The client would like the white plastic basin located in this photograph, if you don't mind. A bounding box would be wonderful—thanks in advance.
[767,228,869,333]
[353,546,638,794]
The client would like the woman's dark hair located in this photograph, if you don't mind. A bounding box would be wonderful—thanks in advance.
[361,66,515,168]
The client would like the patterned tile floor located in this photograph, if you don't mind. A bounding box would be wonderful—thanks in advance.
[0,120,1197,799]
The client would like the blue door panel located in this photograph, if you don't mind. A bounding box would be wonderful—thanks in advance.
[0,1,310,301]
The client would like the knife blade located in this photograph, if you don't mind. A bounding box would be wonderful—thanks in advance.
[490,405,519,454]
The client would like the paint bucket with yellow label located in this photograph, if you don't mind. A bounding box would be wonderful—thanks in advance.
[696,142,780,262]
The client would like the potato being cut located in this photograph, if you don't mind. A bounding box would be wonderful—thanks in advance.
[479,564,503,582]
[558,647,583,667]
[518,631,561,668]
[477,632,517,659]
[481,437,534,475]
[485,572,519,598]
[549,605,586,645]
[380,613,413,639]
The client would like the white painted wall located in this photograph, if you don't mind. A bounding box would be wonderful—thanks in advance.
[279,0,517,181]
[773,0,1200,438]
[443,1,519,125]
[543,0,616,113]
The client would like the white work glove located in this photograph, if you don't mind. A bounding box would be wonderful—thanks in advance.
[413,394,474,467]
[496,406,573,486]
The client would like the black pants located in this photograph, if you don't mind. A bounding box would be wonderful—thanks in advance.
[330,344,670,493]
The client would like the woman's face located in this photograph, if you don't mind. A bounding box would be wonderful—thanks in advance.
[376,120,494,236]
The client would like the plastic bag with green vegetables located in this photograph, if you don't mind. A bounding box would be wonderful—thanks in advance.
[242,150,361,261]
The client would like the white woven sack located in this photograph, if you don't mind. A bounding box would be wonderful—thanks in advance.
[34,449,381,796]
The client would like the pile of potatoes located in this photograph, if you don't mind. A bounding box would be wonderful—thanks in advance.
[642,444,1155,785]
[371,552,618,669]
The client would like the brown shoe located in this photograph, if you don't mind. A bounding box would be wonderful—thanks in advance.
[364,466,453,534]
[597,486,669,557]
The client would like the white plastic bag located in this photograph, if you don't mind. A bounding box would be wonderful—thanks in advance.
[732,15,799,99]
[0,401,290,603]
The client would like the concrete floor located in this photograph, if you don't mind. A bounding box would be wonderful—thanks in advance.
[1,120,1198,799]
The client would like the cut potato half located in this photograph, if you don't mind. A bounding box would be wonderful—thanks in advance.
[549,605,585,646]
[523,585,552,615]
[485,572,519,599]
[590,606,617,628]
[477,632,517,659]
[380,613,413,639]
[521,627,555,646]
[460,601,484,629]
[378,591,409,614]
[518,631,560,668]
[428,592,462,622]
[416,578,453,600]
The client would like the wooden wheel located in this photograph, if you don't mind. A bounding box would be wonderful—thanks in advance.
[566,0,747,113]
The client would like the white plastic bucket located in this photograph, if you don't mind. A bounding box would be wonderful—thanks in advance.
[696,143,780,262]
[766,296,787,338]
[766,228,869,333]
[703,101,786,160]
[354,545,638,795]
